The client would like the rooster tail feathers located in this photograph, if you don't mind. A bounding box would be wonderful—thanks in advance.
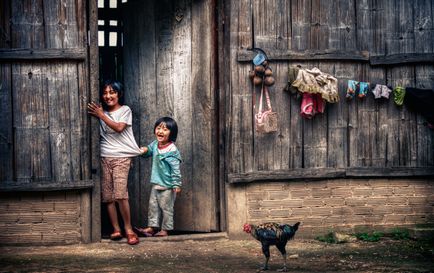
[279,222,301,240]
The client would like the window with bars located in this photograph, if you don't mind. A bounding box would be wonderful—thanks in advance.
[98,0,127,83]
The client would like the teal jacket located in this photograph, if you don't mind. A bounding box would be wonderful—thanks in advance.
[142,140,182,188]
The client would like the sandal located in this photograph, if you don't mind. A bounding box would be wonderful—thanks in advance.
[133,227,154,237]
[126,232,139,245]
[154,230,168,237]
[110,230,123,241]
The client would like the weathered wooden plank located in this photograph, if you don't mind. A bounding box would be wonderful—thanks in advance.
[77,62,89,180]
[155,0,174,118]
[0,63,13,181]
[10,0,45,48]
[43,0,80,48]
[345,167,434,177]
[12,63,51,181]
[291,0,311,51]
[0,48,87,60]
[228,0,253,174]
[123,0,152,229]
[228,168,346,183]
[14,128,51,181]
[370,53,434,66]
[228,167,434,183]
[218,0,228,231]
[191,0,216,231]
[88,0,101,242]
[172,0,195,231]
[0,180,93,192]
[237,49,370,62]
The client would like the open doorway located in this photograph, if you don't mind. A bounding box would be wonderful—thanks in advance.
[98,0,222,237]
[97,0,127,238]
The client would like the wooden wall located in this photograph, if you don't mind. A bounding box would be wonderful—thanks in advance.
[224,0,434,183]
[0,0,99,243]
[123,0,219,232]
[0,0,92,184]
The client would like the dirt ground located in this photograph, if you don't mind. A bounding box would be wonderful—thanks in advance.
[0,234,433,273]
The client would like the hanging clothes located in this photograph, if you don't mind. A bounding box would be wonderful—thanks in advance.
[300,93,325,119]
[291,67,340,103]
[404,87,434,126]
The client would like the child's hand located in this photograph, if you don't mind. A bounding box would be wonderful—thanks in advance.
[140,147,148,154]
[173,187,181,194]
[87,101,104,118]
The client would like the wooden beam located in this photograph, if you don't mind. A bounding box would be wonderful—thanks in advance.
[237,49,370,62]
[237,49,434,66]
[228,168,346,183]
[0,180,94,192]
[370,53,434,66]
[228,167,434,184]
[0,48,86,60]
[346,167,434,177]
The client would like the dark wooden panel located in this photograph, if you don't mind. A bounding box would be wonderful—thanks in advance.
[10,0,45,48]
[0,64,13,181]
[0,0,11,48]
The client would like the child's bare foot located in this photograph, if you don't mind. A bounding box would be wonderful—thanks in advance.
[154,230,168,237]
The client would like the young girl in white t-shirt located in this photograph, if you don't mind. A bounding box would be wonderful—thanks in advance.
[87,80,142,245]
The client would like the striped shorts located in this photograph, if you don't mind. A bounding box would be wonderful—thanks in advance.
[101,157,132,202]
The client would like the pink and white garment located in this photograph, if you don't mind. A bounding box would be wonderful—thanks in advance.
[300,93,325,119]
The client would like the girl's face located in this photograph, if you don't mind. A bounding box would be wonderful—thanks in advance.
[102,85,120,110]
[155,122,171,145]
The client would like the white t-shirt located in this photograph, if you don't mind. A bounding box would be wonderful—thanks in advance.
[99,105,142,157]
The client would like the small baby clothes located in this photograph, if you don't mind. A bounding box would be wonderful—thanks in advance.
[346,80,358,100]
[358,82,370,98]
[393,86,406,106]
[291,67,340,103]
[300,93,325,119]
[372,84,392,99]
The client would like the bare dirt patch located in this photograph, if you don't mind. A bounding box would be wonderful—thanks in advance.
[0,236,433,272]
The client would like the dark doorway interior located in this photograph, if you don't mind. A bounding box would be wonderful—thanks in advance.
[98,0,126,238]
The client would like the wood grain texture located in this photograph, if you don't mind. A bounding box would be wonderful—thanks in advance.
[123,0,218,232]
[225,0,434,181]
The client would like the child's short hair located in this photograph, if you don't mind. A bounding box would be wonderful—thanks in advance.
[101,80,124,103]
[154,117,178,142]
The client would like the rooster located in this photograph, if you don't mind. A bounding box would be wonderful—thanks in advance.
[243,222,300,272]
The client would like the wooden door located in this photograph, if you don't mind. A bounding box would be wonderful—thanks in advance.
[123,0,219,232]
[0,0,100,241]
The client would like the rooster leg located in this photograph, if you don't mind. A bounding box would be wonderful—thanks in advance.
[260,243,270,271]
[276,244,288,272]
[276,253,287,272]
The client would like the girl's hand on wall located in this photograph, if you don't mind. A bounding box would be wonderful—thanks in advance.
[87,101,104,119]
[173,187,181,194]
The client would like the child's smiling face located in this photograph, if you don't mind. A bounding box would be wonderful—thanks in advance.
[155,122,171,145]
[102,85,120,110]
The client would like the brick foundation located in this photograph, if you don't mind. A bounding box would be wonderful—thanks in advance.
[227,178,434,239]
[0,191,83,245]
